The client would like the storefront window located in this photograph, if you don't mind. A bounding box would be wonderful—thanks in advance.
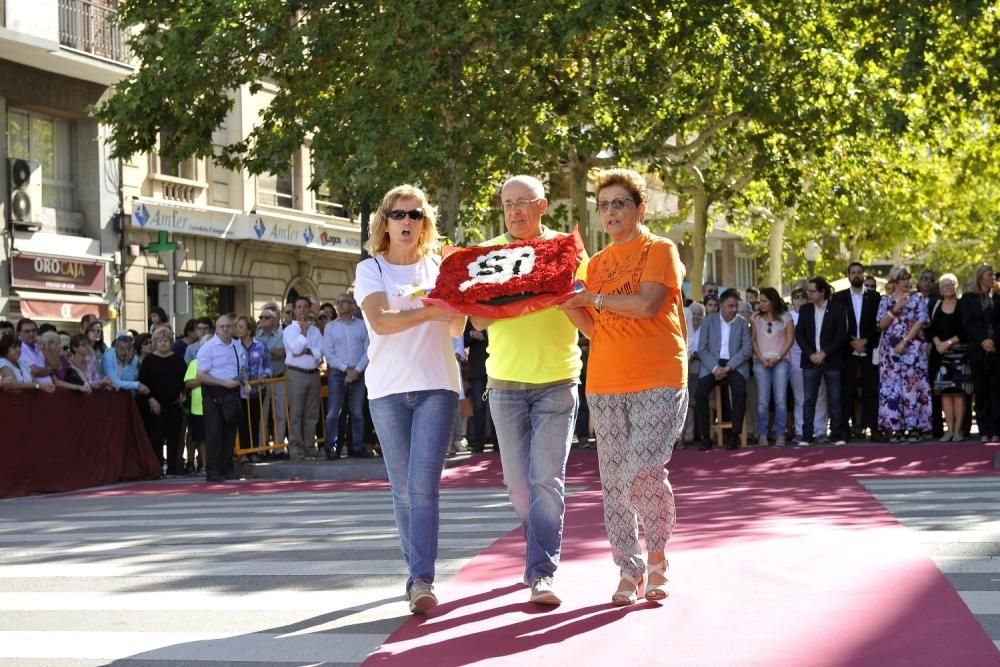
[149,281,234,322]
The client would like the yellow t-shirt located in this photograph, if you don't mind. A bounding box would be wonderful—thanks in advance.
[483,228,588,384]
[585,232,688,394]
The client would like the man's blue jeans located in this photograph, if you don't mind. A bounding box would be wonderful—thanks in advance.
[324,370,366,454]
[369,389,457,591]
[489,382,577,583]
[803,366,843,440]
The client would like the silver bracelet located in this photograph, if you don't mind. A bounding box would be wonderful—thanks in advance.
[593,294,604,312]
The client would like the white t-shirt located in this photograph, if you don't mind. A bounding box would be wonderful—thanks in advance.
[354,255,461,400]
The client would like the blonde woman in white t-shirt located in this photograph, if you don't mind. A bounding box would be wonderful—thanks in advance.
[354,184,464,615]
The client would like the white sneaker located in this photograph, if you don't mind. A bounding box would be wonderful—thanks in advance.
[834,439,847,446]
[408,579,437,614]
[529,576,561,605]
[797,440,810,447]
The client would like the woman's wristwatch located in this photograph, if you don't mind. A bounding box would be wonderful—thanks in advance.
[593,294,604,312]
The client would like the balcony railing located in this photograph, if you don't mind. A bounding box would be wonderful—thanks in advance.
[58,0,128,63]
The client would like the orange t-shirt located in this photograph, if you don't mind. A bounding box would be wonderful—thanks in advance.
[585,233,688,394]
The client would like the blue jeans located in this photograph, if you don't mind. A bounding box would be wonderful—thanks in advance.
[803,367,843,440]
[369,389,458,591]
[324,370,367,454]
[754,358,790,438]
[489,382,578,583]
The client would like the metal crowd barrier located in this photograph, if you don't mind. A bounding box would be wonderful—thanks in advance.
[233,373,329,458]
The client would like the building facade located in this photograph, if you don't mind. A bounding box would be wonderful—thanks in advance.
[119,79,361,333]
[2,2,362,336]
[1,0,128,333]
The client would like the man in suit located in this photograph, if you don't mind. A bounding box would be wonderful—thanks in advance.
[832,262,881,439]
[796,276,850,445]
[695,288,753,451]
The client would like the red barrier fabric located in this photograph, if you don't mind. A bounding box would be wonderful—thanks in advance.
[0,389,161,498]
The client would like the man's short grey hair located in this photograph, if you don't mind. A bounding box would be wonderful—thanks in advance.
[501,175,546,199]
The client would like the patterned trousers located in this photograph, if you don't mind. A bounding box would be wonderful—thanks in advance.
[588,386,687,578]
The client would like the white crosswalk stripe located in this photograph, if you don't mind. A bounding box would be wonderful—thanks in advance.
[0,485,522,664]
[863,476,1000,647]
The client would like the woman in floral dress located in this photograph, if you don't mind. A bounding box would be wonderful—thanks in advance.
[877,266,931,441]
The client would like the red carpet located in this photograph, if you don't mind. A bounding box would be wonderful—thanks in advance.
[365,443,1000,666]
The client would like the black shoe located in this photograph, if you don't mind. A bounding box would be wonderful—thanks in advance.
[325,451,339,461]
[725,443,739,451]
[697,442,713,452]
[206,475,226,483]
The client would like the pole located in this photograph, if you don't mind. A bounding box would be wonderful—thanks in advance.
[360,199,371,261]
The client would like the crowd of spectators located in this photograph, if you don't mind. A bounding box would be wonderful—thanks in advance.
[0,293,503,478]
[682,262,1000,450]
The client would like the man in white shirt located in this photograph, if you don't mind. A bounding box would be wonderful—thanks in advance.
[284,296,324,460]
[16,319,51,385]
[196,313,247,482]
[322,295,370,460]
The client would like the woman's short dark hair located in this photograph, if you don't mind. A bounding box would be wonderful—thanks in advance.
[69,333,89,350]
[149,306,168,323]
[0,333,21,358]
[759,287,787,315]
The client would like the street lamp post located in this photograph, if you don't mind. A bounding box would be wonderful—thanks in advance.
[804,241,821,278]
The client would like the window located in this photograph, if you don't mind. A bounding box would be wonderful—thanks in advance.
[703,251,717,284]
[157,131,197,180]
[736,255,755,290]
[258,168,294,208]
[6,109,76,210]
[311,161,345,217]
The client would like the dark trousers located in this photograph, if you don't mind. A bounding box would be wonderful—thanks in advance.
[970,352,1000,437]
[238,388,266,452]
[467,376,494,447]
[695,370,747,446]
[804,367,843,440]
[144,402,183,474]
[842,354,876,434]
[203,385,239,479]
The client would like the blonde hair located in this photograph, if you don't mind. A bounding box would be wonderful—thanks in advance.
[151,328,174,345]
[235,314,257,337]
[973,264,995,293]
[40,331,62,353]
[365,184,439,257]
[888,266,911,282]
[594,168,648,205]
[938,272,958,288]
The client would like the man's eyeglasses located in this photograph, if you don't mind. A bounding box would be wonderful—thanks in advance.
[502,198,542,211]
[388,209,425,221]
[596,197,635,213]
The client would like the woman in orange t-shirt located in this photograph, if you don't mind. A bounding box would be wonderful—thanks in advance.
[560,168,688,606]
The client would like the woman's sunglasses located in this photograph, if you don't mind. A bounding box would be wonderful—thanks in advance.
[388,209,425,221]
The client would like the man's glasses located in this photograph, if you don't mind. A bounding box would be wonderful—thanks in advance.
[502,198,541,211]
[388,209,425,221]
[596,197,635,213]
[260,314,274,320]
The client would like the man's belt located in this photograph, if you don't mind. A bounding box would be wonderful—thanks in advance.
[287,366,318,374]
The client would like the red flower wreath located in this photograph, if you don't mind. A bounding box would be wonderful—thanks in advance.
[424,231,584,319]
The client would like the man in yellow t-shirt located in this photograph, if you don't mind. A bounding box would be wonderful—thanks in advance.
[470,175,589,606]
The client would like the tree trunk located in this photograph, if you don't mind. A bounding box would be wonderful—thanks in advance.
[439,177,463,243]
[569,149,591,252]
[769,208,793,293]
[688,169,709,300]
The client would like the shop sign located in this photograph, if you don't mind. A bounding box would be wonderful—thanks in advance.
[132,201,246,239]
[253,215,361,252]
[11,253,107,293]
[19,300,109,322]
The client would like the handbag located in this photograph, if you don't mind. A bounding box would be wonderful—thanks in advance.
[219,391,243,424]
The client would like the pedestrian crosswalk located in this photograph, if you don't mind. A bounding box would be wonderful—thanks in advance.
[862,476,1000,652]
[0,485,522,665]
